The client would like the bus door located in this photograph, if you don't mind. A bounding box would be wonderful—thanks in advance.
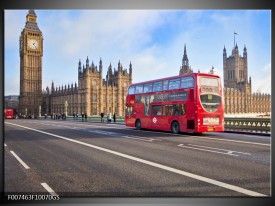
[125,105,135,126]
[140,95,152,128]
[150,105,165,130]
[125,95,136,127]
[142,106,151,129]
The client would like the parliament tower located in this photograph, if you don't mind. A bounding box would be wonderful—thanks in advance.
[179,44,193,75]
[18,10,43,116]
[223,43,250,91]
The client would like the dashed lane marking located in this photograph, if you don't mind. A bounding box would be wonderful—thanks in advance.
[10,151,30,169]
[123,135,162,142]
[41,183,58,196]
[178,144,251,157]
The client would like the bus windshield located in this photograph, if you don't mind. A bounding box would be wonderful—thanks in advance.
[199,76,221,112]
[200,94,221,112]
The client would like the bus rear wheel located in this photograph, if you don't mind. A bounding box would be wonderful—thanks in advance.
[171,121,180,134]
[135,119,141,130]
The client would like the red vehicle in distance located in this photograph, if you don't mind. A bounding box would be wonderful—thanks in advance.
[125,72,224,134]
[5,109,15,119]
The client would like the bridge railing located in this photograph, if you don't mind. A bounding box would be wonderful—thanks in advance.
[224,117,271,132]
[39,115,125,123]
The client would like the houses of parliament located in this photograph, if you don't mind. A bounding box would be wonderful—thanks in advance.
[180,44,271,114]
[18,10,270,117]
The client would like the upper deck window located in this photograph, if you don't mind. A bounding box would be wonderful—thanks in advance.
[163,80,169,91]
[128,86,135,94]
[144,83,153,93]
[181,76,194,88]
[153,81,162,92]
[136,84,144,94]
[168,78,180,90]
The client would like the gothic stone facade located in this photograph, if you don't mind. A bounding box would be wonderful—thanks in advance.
[224,88,271,114]
[42,59,132,116]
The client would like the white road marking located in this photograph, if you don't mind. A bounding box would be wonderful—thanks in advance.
[41,183,58,196]
[190,135,270,147]
[188,144,251,155]
[4,143,7,147]
[87,129,120,136]
[10,151,30,169]
[178,144,239,156]
[6,122,267,197]
[123,135,162,142]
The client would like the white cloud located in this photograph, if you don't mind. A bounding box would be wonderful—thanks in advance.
[252,63,271,94]
[41,10,170,59]
[132,46,168,83]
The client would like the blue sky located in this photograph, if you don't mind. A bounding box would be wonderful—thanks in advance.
[4,10,271,96]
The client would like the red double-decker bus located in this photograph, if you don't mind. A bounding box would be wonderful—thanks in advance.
[125,72,224,134]
[5,109,15,119]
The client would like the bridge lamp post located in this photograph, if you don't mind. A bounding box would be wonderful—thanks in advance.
[65,100,68,116]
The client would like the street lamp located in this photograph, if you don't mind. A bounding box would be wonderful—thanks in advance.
[65,100,68,116]
[39,105,41,118]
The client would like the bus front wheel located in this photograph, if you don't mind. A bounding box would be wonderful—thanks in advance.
[171,121,180,134]
[135,120,141,130]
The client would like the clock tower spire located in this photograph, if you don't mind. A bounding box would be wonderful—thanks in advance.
[18,10,43,117]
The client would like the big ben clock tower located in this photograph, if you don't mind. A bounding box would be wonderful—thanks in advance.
[19,10,43,117]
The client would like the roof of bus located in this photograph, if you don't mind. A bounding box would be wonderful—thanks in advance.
[129,72,220,86]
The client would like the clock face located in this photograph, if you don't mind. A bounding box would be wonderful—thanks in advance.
[92,80,96,85]
[123,82,127,88]
[28,39,39,50]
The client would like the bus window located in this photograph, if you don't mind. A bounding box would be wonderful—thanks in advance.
[153,81,162,92]
[144,96,151,116]
[152,105,162,116]
[173,105,180,116]
[169,78,180,90]
[179,104,186,115]
[165,104,185,116]
[128,86,135,94]
[144,83,153,93]
[199,77,219,86]
[168,105,175,116]
[136,84,144,94]
[163,105,169,115]
[181,76,194,88]
[163,80,169,90]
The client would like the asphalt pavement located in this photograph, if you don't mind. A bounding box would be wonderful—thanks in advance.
[4,119,271,197]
